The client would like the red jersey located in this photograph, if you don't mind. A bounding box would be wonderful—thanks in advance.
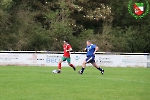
[63,44,72,57]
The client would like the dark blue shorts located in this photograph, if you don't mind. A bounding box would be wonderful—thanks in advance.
[86,56,95,63]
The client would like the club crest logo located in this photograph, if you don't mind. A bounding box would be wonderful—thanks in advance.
[128,0,149,19]
[134,3,144,15]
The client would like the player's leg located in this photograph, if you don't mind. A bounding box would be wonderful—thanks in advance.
[57,56,66,73]
[67,57,76,71]
[91,62,104,75]
[78,60,86,74]
[78,57,91,74]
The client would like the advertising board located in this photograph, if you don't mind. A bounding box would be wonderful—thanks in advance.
[0,53,148,67]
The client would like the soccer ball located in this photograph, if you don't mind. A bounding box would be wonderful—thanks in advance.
[52,70,58,74]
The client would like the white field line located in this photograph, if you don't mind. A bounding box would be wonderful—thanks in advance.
[99,77,150,84]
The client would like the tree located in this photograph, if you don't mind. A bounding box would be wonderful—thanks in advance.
[0,0,149,52]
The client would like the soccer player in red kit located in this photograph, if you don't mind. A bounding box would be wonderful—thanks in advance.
[57,40,76,73]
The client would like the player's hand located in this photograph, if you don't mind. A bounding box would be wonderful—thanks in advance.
[66,48,72,52]
[84,48,87,52]
[66,50,69,52]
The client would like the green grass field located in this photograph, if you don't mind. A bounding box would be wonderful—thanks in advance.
[0,66,150,100]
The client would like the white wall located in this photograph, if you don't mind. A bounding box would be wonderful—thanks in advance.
[0,53,148,67]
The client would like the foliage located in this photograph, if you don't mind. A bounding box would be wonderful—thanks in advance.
[0,0,149,52]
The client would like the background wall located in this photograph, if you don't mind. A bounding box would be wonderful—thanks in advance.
[0,52,149,67]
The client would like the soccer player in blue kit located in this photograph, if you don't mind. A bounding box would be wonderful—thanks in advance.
[78,40,104,74]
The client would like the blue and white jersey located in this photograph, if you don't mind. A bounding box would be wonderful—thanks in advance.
[86,44,96,57]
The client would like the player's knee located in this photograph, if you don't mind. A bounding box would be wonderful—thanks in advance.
[68,63,71,65]
[83,61,86,65]
[59,60,62,64]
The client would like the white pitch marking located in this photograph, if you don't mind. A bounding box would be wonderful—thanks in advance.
[99,77,150,84]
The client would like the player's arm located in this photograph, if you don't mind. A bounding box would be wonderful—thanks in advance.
[66,48,72,51]
[93,46,98,54]
[66,45,72,52]
[84,48,87,52]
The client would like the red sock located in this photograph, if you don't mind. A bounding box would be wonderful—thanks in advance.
[70,64,74,67]
[58,63,61,70]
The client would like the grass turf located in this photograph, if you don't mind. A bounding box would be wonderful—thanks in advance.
[0,66,150,100]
